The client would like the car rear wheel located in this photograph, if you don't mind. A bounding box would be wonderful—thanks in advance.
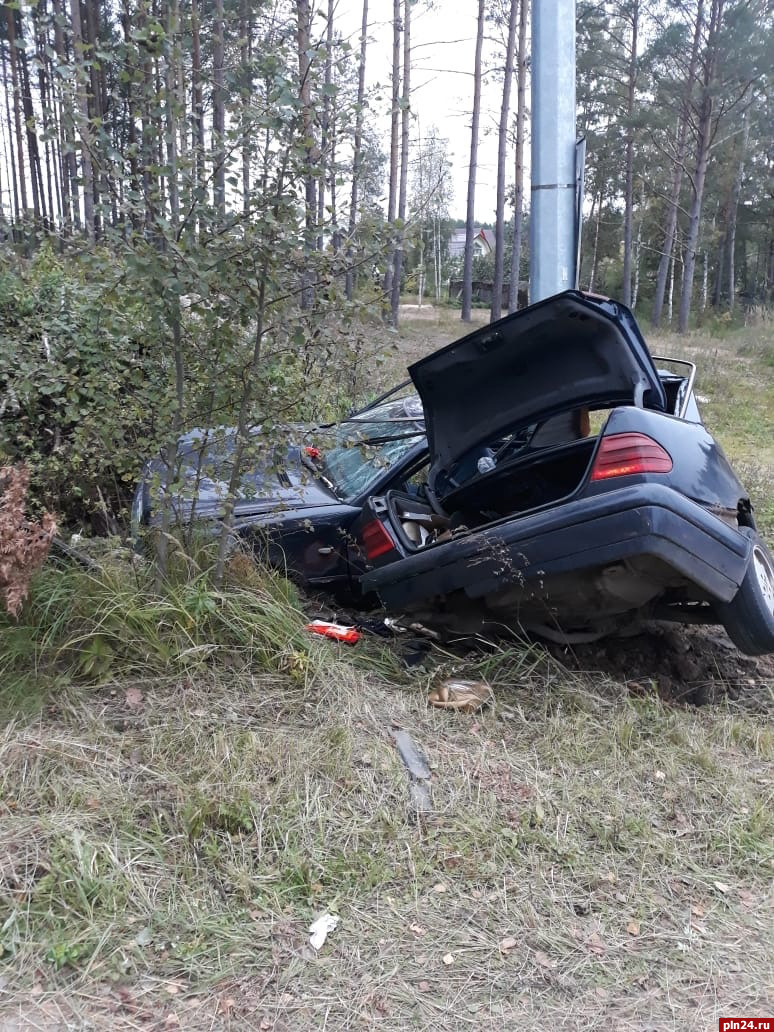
[717,528,774,656]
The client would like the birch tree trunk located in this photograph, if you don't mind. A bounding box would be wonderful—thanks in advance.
[621,0,639,306]
[727,115,749,313]
[345,0,368,300]
[69,0,95,238]
[390,0,411,328]
[382,0,401,314]
[508,0,528,313]
[490,0,518,323]
[462,0,485,323]
[212,0,226,220]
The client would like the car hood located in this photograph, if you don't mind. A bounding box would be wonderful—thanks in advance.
[408,291,666,474]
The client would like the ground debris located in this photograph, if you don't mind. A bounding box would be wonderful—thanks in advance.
[429,678,493,713]
[392,728,433,818]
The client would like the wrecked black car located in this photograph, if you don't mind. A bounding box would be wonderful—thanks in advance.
[132,391,429,595]
[135,290,774,656]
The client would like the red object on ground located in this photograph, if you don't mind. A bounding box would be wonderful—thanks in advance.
[305,620,361,644]
[303,446,321,460]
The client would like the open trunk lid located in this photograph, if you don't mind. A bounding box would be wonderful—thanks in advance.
[409,290,666,478]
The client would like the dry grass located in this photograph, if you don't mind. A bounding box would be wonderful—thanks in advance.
[1,641,772,1030]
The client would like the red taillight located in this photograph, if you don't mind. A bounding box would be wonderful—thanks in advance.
[361,519,396,560]
[590,432,673,481]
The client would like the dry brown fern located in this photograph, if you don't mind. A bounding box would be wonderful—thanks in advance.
[0,466,56,616]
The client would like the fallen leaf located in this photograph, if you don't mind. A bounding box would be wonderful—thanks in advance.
[164,983,181,996]
[534,950,555,969]
[442,953,455,966]
[259,1019,272,1031]
[409,923,427,937]
[164,1016,180,1027]
[691,904,705,917]
[738,889,755,909]
[585,932,605,955]
[134,926,153,947]
[499,936,518,953]
[432,883,447,894]
[125,686,143,709]
[626,920,640,936]
[595,987,608,999]
[217,998,235,1015]
[713,881,730,894]
[418,981,431,993]
[654,770,666,781]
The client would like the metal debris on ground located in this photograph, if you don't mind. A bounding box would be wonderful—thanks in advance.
[391,729,433,819]
[428,679,493,713]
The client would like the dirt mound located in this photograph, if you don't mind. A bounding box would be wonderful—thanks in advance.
[545,623,774,707]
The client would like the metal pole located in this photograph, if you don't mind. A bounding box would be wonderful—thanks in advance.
[529,0,577,302]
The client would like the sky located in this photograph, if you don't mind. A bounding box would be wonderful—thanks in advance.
[335,1,513,223]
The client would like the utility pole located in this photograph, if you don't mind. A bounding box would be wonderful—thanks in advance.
[529,0,576,302]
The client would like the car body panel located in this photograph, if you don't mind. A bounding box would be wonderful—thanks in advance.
[359,483,752,622]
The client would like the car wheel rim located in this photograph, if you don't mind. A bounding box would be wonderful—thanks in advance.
[752,545,774,615]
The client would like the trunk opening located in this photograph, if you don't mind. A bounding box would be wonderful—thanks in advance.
[386,435,598,553]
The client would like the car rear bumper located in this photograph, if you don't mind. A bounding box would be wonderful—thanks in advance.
[360,483,751,609]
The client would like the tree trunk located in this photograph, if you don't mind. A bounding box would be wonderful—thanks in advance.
[667,244,675,324]
[382,0,401,314]
[389,0,411,328]
[70,0,95,237]
[621,0,639,306]
[317,0,334,252]
[345,0,368,300]
[462,0,485,323]
[490,0,518,323]
[589,190,602,291]
[212,0,226,219]
[632,178,645,309]
[678,0,724,333]
[1,24,21,226]
[240,0,251,216]
[296,0,316,308]
[652,0,704,327]
[165,0,179,229]
[508,0,528,314]
[5,6,29,221]
[84,0,102,234]
[33,1,57,229]
[727,115,749,313]
[16,14,46,227]
[51,0,78,231]
[191,0,205,220]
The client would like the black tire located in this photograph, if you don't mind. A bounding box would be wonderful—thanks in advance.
[716,528,774,656]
